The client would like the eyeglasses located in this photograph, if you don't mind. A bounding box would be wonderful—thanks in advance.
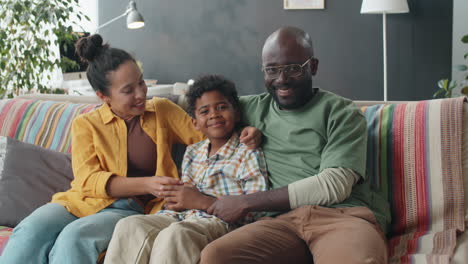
[261,58,311,79]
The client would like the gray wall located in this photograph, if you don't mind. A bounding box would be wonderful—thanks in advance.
[98,0,452,101]
[452,0,468,96]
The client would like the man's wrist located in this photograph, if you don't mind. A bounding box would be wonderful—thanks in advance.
[242,194,255,212]
[200,195,217,211]
[240,187,290,212]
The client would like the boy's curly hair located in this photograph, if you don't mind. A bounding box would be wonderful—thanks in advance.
[186,74,240,118]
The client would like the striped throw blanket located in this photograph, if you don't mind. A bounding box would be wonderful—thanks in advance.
[362,97,466,263]
[0,99,97,153]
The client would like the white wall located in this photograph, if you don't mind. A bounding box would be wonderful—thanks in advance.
[73,0,98,33]
[452,0,468,96]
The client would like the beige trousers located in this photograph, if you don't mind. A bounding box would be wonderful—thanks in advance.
[104,214,229,264]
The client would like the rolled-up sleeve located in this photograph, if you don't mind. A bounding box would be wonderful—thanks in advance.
[288,167,360,209]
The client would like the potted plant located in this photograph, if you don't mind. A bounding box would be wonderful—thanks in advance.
[434,35,468,99]
[0,0,89,97]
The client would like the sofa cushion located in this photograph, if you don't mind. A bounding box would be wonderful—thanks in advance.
[0,99,98,153]
[362,97,466,263]
[0,136,74,227]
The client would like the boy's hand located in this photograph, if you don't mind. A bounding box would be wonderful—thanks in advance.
[160,183,216,211]
[240,126,262,149]
[207,195,250,224]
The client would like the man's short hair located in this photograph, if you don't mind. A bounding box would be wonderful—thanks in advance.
[186,74,240,118]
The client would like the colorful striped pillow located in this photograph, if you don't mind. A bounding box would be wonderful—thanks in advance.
[0,99,98,153]
[362,97,466,263]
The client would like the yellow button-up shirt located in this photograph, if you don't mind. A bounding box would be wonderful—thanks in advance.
[51,97,204,217]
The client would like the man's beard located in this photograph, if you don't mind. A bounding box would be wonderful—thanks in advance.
[267,78,314,110]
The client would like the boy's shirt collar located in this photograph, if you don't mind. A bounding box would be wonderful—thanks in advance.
[200,132,240,161]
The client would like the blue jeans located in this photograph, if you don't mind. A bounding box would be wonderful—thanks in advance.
[0,199,144,264]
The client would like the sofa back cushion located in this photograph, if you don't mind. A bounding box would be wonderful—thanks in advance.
[362,97,466,262]
[0,99,97,153]
[0,136,74,227]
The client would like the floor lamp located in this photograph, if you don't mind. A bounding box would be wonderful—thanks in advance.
[97,1,145,32]
[361,0,409,101]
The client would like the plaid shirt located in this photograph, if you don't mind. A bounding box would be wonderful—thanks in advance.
[157,133,269,226]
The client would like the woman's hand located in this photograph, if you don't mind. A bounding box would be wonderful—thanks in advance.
[240,126,262,149]
[145,176,183,197]
[106,175,182,198]
[159,183,216,211]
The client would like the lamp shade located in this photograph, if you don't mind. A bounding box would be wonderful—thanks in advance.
[126,1,144,29]
[127,10,144,29]
[96,0,144,32]
[361,0,409,14]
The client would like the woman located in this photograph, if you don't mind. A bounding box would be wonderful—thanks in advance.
[0,34,258,264]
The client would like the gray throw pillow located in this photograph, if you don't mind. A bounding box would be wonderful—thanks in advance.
[0,136,73,227]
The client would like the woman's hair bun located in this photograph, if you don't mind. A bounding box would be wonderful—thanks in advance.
[76,34,107,63]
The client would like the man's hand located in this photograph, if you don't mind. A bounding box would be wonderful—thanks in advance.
[159,183,216,211]
[240,126,262,149]
[207,195,250,224]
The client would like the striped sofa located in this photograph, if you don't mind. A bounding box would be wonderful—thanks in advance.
[0,95,467,264]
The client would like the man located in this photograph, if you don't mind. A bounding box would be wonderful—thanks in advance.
[201,26,390,264]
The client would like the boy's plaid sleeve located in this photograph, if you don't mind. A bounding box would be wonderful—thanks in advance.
[238,148,269,194]
[237,148,269,223]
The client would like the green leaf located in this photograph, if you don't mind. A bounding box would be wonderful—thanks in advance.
[13,3,23,13]
[462,35,468,44]
[461,86,468,95]
[465,53,468,60]
[438,79,448,89]
[446,90,452,98]
[433,89,444,98]
[455,65,468,71]
[449,80,457,89]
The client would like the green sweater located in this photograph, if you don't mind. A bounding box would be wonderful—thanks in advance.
[240,89,390,233]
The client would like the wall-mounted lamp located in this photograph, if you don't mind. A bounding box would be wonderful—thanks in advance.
[97,1,144,32]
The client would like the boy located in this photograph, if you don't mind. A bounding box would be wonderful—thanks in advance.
[104,74,268,264]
